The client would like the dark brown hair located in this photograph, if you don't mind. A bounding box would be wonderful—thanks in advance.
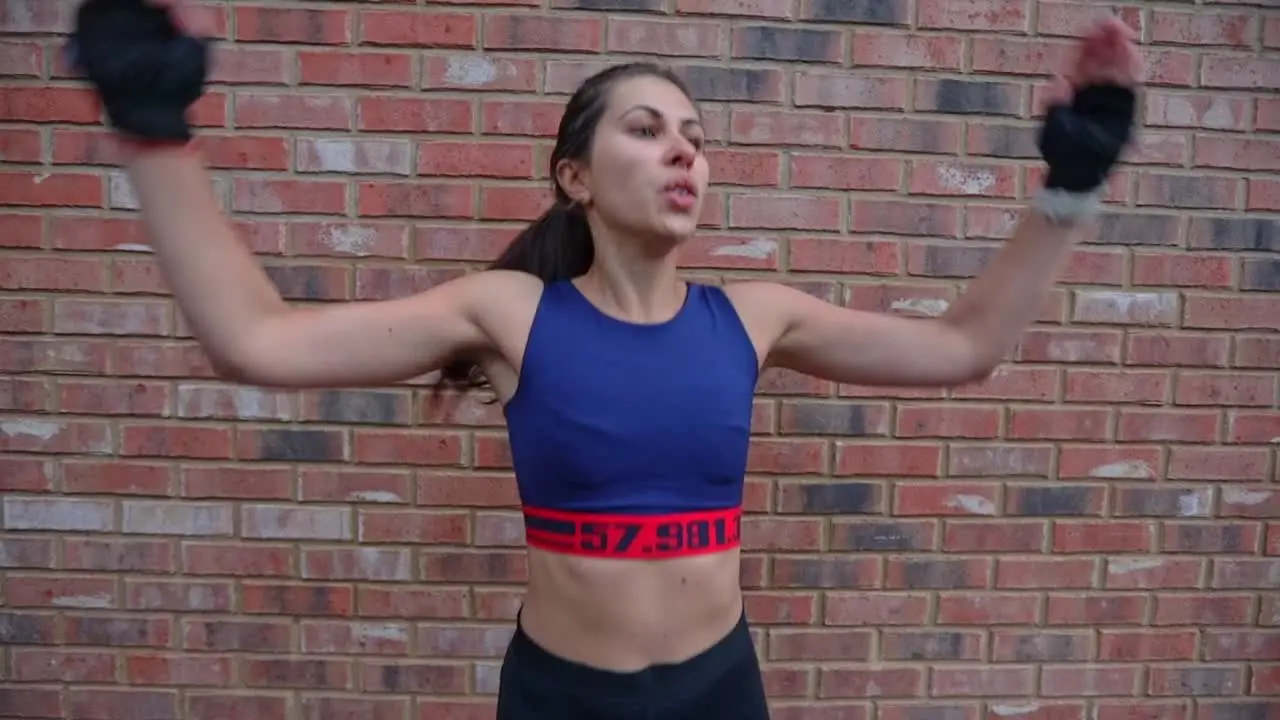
[438,62,697,389]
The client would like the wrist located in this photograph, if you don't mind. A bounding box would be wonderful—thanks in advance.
[1030,186,1104,227]
[122,136,194,161]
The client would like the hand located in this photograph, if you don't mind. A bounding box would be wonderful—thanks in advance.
[1044,17,1144,107]
[1037,17,1142,195]
[69,0,210,144]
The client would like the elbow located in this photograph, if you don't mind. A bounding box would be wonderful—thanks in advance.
[946,323,1006,385]
[956,355,1002,385]
[206,347,267,386]
[201,324,282,387]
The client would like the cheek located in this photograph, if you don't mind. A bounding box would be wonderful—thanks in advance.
[595,158,652,207]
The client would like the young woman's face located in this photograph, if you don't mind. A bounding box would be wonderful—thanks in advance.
[561,75,709,249]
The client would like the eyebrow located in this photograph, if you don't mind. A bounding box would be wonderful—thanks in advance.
[621,104,702,130]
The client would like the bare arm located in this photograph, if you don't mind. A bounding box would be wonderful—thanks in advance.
[127,146,490,387]
[753,209,1081,387]
[750,18,1141,388]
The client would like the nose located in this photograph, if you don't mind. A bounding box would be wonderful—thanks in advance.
[665,133,696,168]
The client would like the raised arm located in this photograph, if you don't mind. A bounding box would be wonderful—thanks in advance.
[71,0,502,388]
[740,18,1143,388]
[127,148,495,388]
[742,210,1083,387]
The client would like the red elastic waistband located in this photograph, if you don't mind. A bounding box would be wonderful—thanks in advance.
[522,505,742,559]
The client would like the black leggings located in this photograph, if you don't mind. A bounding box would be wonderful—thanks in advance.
[496,610,771,720]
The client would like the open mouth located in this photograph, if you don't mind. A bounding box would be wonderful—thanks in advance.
[664,178,697,198]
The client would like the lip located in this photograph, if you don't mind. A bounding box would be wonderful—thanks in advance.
[662,177,698,198]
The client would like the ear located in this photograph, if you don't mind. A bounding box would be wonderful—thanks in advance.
[555,157,591,206]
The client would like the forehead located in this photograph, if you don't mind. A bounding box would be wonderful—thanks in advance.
[605,75,699,121]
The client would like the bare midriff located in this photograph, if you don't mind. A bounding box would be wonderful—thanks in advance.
[518,546,745,671]
[513,504,746,669]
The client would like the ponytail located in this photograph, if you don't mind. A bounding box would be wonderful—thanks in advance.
[437,201,594,388]
[489,201,594,281]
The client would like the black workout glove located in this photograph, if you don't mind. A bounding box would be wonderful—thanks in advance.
[1037,83,1136,194]
[68,0,211,143]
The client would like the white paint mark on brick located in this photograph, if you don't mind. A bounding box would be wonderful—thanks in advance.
[311,138,360,173]
[1090,460,1154,479]
[322,225,376,255]
[991,703,1039,716]
[938,163,996,194]
[948,494,996,515]
[111,243,152,252]
[710,237,777,259]
[1222,487,1270,505]
[1109,557,1163,574]
[303,138,411,175]
[109,171,138,209]
[445,56,499,85]
[1049,340,1100,362]
[356,623,409,643]
[52,593,114,609]
[890,298,950,316]
[1177,489,1211,517]
[348,490,403,504]
[1201,97,1240,129]
[0,420,61,440]
[353,548,411,581]
[1075,291,1178,324]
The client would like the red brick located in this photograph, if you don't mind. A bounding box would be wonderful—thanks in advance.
[485,14,602,52]
[971,36,1073,76]
[731,109,844,146]
[296,50,415,88]
[1186,294,1280,331]
[1201,55,1279,89]
[908,160,1018,197]
[233,6,351,44]
[1248,177,1280,210]
[794,71,908,109]
[1036,2,1142,37]
[359,11,477,47]
[789,237,900,274]
[231,177,348,215]
[612,17,724,56]
[1194,135,1280,172]
[1145,91,1250,131]
[852,31,964,69]
[208,45,289,85]
[424,56,538,93]
[234,92,353,130]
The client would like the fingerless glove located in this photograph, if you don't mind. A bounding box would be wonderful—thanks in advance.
[69,0,210,143]
[1038,84,1136,194]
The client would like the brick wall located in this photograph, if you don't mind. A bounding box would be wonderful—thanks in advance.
[2,0,1278,718]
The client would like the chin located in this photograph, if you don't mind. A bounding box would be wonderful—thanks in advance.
[659,213,700,241]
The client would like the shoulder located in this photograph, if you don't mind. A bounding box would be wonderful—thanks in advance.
[445,269,546,316]
[720,279,816,329]
[714,279,824,362]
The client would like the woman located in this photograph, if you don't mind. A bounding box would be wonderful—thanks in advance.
[70,1,1142,717]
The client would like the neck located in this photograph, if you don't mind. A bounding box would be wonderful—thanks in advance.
[577,225,685,324]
